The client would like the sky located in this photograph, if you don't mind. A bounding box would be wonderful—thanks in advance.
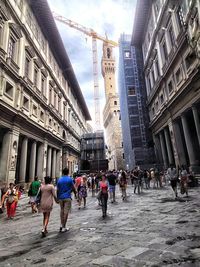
[47,0,136,128]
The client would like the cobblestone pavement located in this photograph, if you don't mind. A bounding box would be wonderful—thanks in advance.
[1,184,200,267]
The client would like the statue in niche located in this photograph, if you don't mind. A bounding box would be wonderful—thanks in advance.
[10,141,18,170]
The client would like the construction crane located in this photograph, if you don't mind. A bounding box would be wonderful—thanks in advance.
[53,12,118,131]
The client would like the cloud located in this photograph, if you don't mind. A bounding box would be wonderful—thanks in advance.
[48,0,136,128]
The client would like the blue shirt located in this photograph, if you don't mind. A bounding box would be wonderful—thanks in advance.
[57,175,74,200]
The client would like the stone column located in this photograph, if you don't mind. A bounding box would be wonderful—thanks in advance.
[173,120,187,167]
[52,149,56,179]
[164,127,174,165]
[47,146,52,177]
[153,134,163,164]
[192,106,200,148]
[19,137,28,183]
[36,143,44,180]
[159,131,168,168]
[181,114,196,165]
[168,119,179,167]
[56,150,61,178]
[43,141,48,178]
[29,141,37,182]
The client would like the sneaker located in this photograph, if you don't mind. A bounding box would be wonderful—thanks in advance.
[59,226,62,232]
[41,229,46,238]
[61,227,69,232]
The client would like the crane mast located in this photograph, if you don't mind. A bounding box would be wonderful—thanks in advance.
[53,12,118,131]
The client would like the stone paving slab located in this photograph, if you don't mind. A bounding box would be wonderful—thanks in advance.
[1,186,200,266]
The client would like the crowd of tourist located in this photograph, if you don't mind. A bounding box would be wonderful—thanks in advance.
[0,165,196,237]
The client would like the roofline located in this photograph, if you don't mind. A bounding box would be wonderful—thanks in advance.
[131,0,151,46]
[29,0,91,120]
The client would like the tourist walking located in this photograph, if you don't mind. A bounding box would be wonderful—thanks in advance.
[130,172,134,187]
[57,168,77,233]
[28,176,41,213]
[91,174,95,197]
[2,183,19,219]
[133,167,140,194]
[99,175,109,218]
[143,170,150,189]
[167,165,178,198]
[119,171,127,201]
[39,176,57,237]
[107,170,117,203]
[180,166,189,197]
[78,175,88,209]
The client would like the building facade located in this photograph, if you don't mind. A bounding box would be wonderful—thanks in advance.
[119,34,155,170]
[132,0,200,172]
[0,0,90,185]
[101,41,124,170]
[80,131,108,172]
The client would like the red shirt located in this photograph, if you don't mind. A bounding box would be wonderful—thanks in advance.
[100,181,108,194]
[75,177,82,188]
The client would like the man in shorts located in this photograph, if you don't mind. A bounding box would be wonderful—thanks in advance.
[57,168,77,232]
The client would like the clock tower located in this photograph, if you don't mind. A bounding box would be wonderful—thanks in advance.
[101,42,124,170]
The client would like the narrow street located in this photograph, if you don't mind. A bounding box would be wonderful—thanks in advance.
[1,185,200,267]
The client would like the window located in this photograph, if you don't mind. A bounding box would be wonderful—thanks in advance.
[151,69,155,84]
[32,104,37,117]
[175,68,182,84]
[152,107,155,116]
[49,118,52,126]
[185,53,196,70]
[168,25,175,48]
[41,75,46,95]
[34,67,38,87]
[114,101,117,105]
[155,101,159,111]
[7,36,16,60]
[124,51,131,58]
[40,110,44,121]
[128,87,136,96]
[23,96,29,110]
[58,96,61,113]
[168,80,174,94]
[54,92,57,109]
[176,6,184,30]
[107,48,111,58]
[49,84,53,104]
[148,76,152,91]
[160,94,164,104]
[0,24,3,46]
[5,81,14,99]
[24,56,30,78]
[161,40,168,62]
[155,59,160,78]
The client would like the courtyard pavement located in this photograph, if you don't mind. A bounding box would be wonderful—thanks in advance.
[1,183,200,267]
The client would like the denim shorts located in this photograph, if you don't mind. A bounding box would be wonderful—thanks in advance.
[109,185,116,193]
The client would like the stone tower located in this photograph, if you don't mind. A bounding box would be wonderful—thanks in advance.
[101,42,124,170]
